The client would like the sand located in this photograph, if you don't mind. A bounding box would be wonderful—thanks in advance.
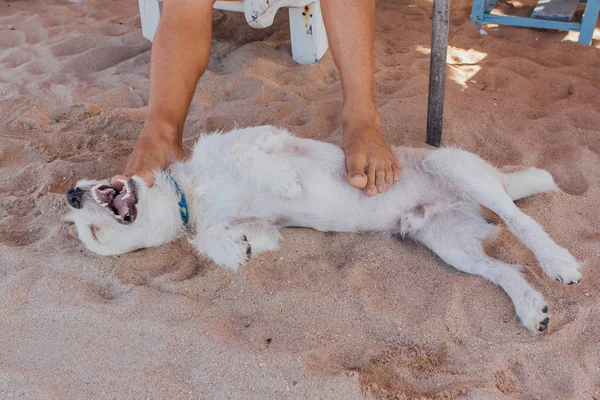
[1,0,599,398]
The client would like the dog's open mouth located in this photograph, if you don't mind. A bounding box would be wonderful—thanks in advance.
[90,179,138,224]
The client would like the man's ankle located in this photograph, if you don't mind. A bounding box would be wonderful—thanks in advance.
[341,102,380,133]
[142,115,183,146]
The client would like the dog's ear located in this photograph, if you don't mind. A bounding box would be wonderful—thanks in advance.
[67,224,79,239]
[62,213,79,239]
[62,212,75,223]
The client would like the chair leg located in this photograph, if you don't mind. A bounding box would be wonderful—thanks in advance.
[138,0,161,41]
[578,0,599,44]
[471,0,486,25]
[288,2,329,65]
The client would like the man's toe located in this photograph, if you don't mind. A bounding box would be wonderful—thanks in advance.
[346,154,368,189]
[348,173,368,189]
[392,160,401,182]
[385,171,393,187]
[364,166,377,196]
[375,169,386,193]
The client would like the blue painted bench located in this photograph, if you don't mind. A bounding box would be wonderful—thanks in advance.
[471,0,599,44]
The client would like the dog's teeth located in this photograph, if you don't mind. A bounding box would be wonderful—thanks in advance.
[115,215,123,220]
[100,203,108,207]
[122,193,130,200]
[117,178,131,194]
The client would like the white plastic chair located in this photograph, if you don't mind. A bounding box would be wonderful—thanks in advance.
[137,0,329,65]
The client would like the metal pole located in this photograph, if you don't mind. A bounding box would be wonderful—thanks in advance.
[426,0,450,147]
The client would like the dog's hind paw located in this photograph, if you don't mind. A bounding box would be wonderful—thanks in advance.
[524,305,550,333]
[241,235,252,262]
[514,290,550,333]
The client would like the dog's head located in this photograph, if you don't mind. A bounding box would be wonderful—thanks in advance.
[64,175,183,255]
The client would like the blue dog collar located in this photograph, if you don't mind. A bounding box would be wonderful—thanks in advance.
[168,175,189,227]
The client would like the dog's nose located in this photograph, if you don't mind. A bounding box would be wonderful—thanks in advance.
[66,187,84,209]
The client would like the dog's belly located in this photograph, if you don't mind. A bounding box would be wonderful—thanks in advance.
[243,170,429,234]
[279,205,404,233]
[196,128,440,234]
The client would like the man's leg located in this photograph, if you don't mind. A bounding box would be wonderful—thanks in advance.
[112,0,216,187]
[320,0,400,196]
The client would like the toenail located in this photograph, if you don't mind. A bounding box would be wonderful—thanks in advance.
[542,305,548,313]
[378,186,383,191]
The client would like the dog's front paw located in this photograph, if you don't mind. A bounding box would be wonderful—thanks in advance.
[540,248,582,285]
[209,234,252,270]
[240,235,252,263]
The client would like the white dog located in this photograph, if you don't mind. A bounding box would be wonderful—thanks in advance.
[65,126,582,332]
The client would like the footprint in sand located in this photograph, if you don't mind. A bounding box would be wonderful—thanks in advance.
[115,242,203,287]
[50,36,115,57]
[376,82,402,96]
[0,49,33,69]
[0,223,46,247]
[60,46,147,74]
[285,109,313,127]
[16,17,49,45]
[523,108,551,121]
[482,67,535,96]
[313,343,469,400]
[540,145,589,196]
[222,76,264,102]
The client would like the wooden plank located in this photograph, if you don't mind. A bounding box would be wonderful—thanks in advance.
[531,0,581,21]
[485,0,499,12]
[426,0,450,148]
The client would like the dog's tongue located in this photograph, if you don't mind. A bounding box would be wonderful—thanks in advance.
[112,191,130,217]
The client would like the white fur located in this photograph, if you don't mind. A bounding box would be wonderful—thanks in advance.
[65,126,582,332]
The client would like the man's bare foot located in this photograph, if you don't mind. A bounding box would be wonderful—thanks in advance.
[110,121,186,189]
[342,109,401,196]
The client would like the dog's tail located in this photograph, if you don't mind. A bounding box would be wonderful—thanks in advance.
[503,168,559,201]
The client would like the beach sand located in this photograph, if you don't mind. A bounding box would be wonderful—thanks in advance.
[1,0,599,398]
